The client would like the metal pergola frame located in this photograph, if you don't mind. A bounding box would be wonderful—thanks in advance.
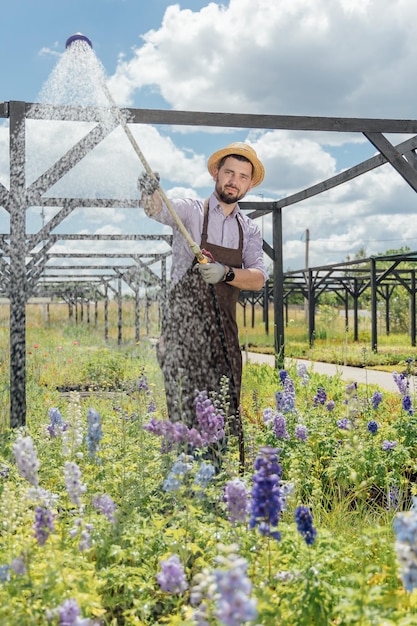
[3,100,417,426]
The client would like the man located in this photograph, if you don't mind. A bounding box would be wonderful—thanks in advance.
[139,142,268,433]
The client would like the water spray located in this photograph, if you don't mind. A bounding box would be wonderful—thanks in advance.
[65,33,207,264]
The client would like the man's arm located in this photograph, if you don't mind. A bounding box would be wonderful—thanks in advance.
[225,267,265,291]
[141,191,163,217]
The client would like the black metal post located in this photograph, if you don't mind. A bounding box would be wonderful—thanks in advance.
[9,101,27,428]
[370,257,378,352]
[272,204,284,368]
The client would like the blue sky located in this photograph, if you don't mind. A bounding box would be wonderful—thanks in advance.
[2,0,417,274]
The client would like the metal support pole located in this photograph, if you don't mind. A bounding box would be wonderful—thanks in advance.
[370,257,378,352]
[308,269,315,347]
[272,204,284,368]
[9,101,27,428]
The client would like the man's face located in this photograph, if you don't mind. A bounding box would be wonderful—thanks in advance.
[214,156,255,204]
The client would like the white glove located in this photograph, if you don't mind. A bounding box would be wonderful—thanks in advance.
[137,171,160,196]
[198,261,226,284]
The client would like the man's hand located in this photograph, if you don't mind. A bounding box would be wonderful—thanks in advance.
[198,261,226,284]
[138,171,160,196]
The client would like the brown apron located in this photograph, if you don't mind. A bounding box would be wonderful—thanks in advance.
[157,200,243,432]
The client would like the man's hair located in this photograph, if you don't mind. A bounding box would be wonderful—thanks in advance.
[218,153,254,177]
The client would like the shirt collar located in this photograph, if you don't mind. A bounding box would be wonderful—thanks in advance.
[209,192,240,217]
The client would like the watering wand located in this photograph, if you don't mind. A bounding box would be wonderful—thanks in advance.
[65,33,208,264]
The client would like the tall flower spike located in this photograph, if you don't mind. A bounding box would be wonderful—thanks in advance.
[249,446,283,541]
[12,435,40,487]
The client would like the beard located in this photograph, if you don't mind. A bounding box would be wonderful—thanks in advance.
[215,181,244,204]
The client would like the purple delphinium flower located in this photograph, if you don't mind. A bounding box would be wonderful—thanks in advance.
[337,417,349,430]
[326,400,336,412]
[33,506,55,546]
[262,407,274,423]
[11,556,26,575]
[147,399,157,413]
[92,494,118,523]
[273,413,290,440]
[297,362,309,385]
[64,461,86,506]
[86,408,103,458]
[283,376,296,412]
[313,386,327,407]
[157,554,189,594]
[47,408,66,438]
[394,497,417,592]
[12,435,40,487]
[279,369,288,385]
[47,597,94,625]
[249,447,283,541]
[393,371,408,395]
[382,440,398,451]
[137,373,150,395]
[295,424,308,441]
[213,552,258,626]
[371,391,383,410]
[402,395,413,414]
[195,390,225,444]
[294,505,317,545]
[367,420,378,435]
[224,478,249,525]
[275,391,284,412]
[388,484,400,512]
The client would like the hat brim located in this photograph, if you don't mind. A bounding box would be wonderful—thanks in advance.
[207,146,265,187]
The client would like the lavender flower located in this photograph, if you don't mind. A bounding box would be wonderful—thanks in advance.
[11,556,26,575]
[47,408,66,437]
[295,423,308,441]
[297,362,309,385]
[382,440,398,451]
[157,554,189,594]
[78,524,94,552]
[249,447,283,541]
[12,435,40,487]
[294,505,317,545]
[371,391,383,410]
[195,391,225,444]
[326,400,336,412]
[64,461,86,506]
[213,550,258,626]
[273,413,290,440]
[92,494,118,523]
[337,417,349,430]
[262,407,274,423]
[367,420,378,435]
[147,399,157,413]
[276,377,296,413]
[33,506,55,546]
[393,371,408,395]
[394,497,417,591]
[194,462,215,489]
[224,478,249,525]
[313,386,327,406]
[51,597,95,625]
[86,408,103,457]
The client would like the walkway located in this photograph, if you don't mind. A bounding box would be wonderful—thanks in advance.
[243,351,403,393]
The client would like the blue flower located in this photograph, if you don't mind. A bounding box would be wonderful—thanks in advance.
[33,506,55,546]
[313,386,327,406]
[371,391,383,410]
[394,497,417,591]
[295,424,308,441]
[294,505,317,545]
[194,462,215,489]
[402,394,413,414]
[87,408,103,457]
[382,440,398,451]
[367,420,378,435]
[249,447,283,541]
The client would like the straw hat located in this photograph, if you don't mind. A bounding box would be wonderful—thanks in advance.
[207,142,265,187]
